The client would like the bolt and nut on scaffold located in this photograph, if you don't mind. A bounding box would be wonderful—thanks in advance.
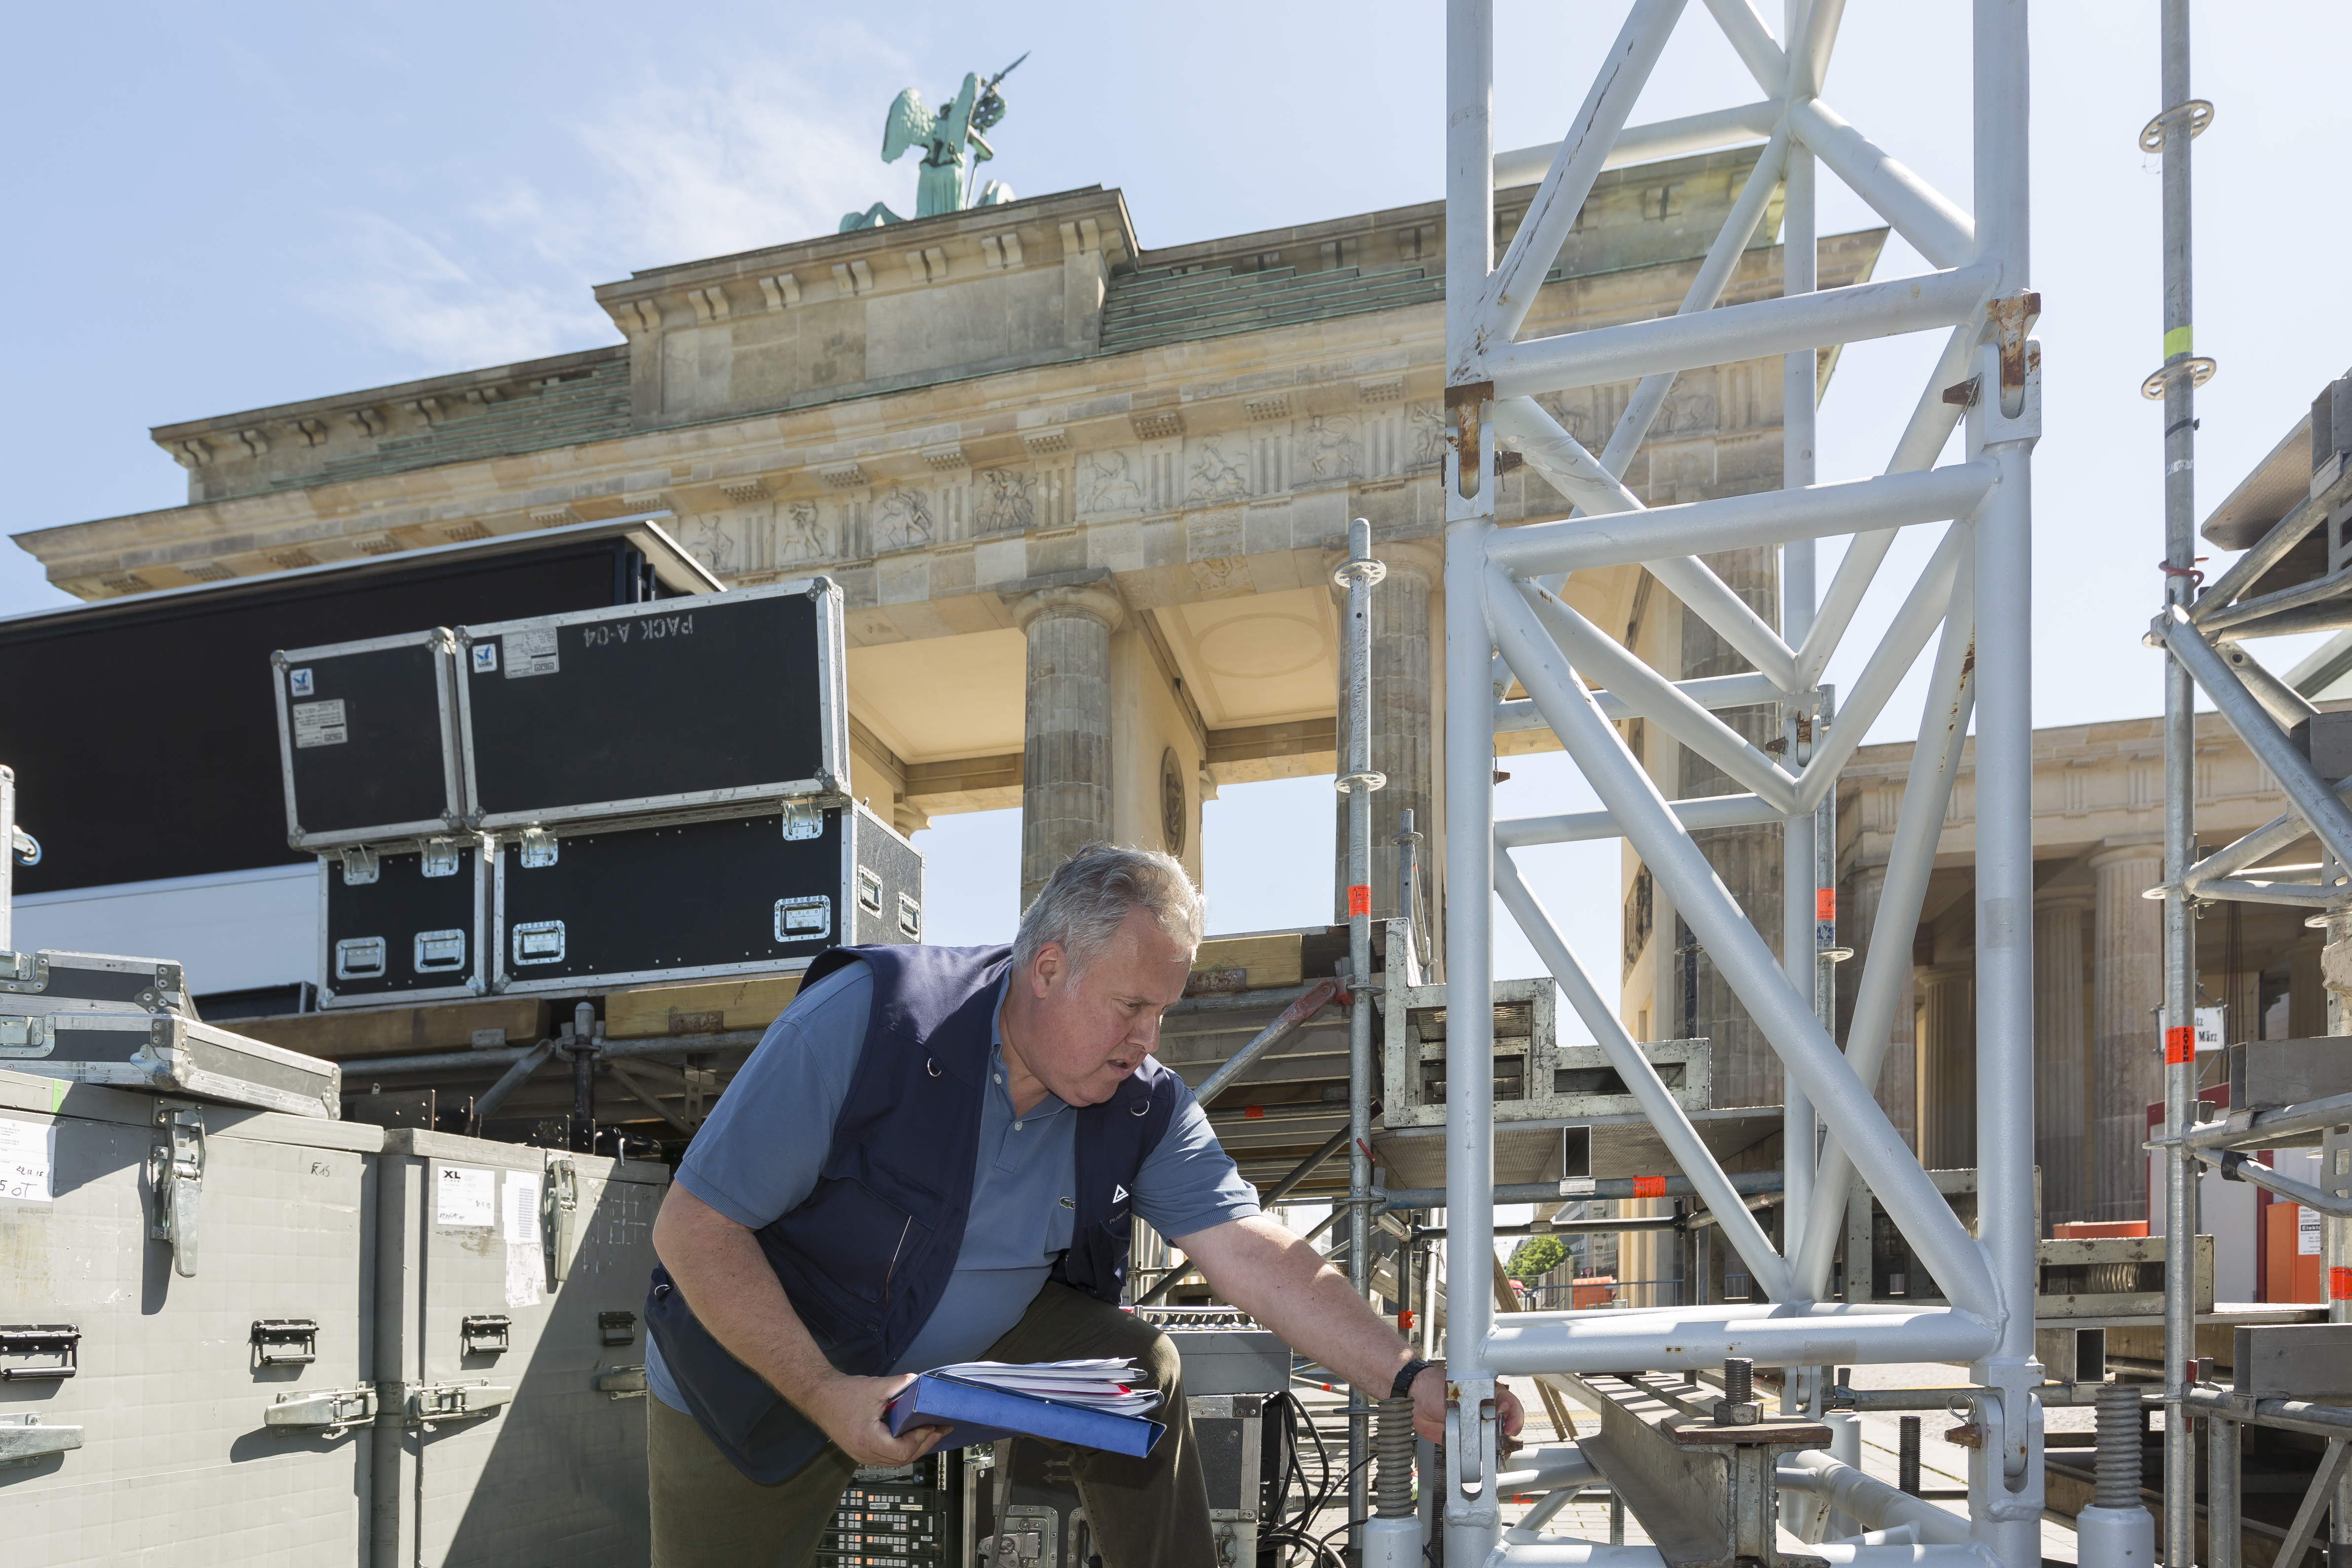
[1406,1,2049,1564]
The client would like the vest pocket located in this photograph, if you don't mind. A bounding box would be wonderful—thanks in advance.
[774,1174,932,1307]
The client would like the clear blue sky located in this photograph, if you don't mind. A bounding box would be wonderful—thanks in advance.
[6,2,2345,998]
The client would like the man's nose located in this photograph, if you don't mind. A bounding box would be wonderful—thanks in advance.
[1131,1012,1163,1056]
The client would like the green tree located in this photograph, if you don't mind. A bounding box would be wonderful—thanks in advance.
[1505,1234,1566,1281]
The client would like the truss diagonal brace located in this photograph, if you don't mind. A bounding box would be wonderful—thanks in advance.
[1465,0,1686,364]
[1520,578,1797,810]
[1788,95,1976,270]
[2185,776,2352,892]
[1791,522,1966,812]
[1495,395,1797,687]
[1484,564,1996,1319]
[1795,551,1976,1298]
[2155,603,2352,874]
[1700,0,1787,96]
[1494,852,1792,1301]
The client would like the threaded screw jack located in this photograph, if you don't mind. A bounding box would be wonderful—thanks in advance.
[1898,1416,1922,1495]
[2093,1381,2142,1509]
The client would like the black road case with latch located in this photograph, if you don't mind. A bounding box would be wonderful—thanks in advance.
[490,801,920,995]
[455,579,848,832]
[319,836,490,1009]
[270,627,465,850]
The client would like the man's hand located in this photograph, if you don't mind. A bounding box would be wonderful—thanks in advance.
[1409,1362,1526,1447]
[801,1370,951,1467]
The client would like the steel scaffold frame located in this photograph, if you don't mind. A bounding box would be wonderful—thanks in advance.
[2143,3,2352,1565]
[1436,2,2043,1562]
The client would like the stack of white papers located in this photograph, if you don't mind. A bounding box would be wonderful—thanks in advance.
[928,1358,1163,1416]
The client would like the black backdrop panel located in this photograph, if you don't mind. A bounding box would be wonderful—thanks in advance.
[0,540,649,894]
[462,589,829,821]
[495,811,843,985]
[280,636,457,842]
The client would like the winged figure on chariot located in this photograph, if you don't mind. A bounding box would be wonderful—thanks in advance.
[840,53,1026,231]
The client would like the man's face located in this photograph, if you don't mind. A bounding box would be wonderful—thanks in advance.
[1014,908,1194,1107]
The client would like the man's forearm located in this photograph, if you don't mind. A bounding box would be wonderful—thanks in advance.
[652,1186,840,1409]
[1201,1217,1413,1396]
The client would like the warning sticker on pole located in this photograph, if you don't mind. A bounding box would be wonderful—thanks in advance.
[436,1164,496,1227]
[0,1117,53,1202]
[1815,888,1835,922]
[292,699,348,749]
[1347,885,1371,917]
[2301,1205,2322,1256]
[503,627,560,679]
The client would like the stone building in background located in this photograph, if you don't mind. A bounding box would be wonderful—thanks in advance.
[16,146,1880,1109]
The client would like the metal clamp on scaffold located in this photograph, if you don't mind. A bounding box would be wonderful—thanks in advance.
[2139,97,2214,151]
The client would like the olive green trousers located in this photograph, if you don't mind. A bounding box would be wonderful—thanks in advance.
[647,1282,1214,1567]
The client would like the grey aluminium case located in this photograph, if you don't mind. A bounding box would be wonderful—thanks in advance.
[452,577,849,832]
[0,1008,342,1119]
[270,627,467,851]
[0,1069,385,1567]
[373,1128,667,1567]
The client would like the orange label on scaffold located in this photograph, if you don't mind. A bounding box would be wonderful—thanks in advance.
[1347,885,1371,917]
[1816,889,1835,921]
[2165,1026,2196,1065]
[1631,1176,1668,1199]
[2333,1267,2352,1301]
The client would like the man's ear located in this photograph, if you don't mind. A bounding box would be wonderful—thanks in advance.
[1030,942,1065,998]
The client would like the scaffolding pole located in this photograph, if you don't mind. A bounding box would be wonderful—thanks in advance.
[1337,516,1386,1563]
[2154,3,2202,1563]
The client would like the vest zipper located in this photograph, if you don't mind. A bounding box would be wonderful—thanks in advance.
[880,1213,915,1305]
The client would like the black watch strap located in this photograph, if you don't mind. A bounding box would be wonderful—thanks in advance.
[1390,1357,1434,1401]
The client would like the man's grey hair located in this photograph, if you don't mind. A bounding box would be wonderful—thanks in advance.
[1013,843,1205,977]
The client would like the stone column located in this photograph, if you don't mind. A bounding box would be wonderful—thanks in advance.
[1671,546,1784,1110]
[1012,583,1126,909]
[1839,862,1918,1153]
[2091,842,2165,1224]
[1917,961,1976,1169]
[1332,543,1437,925]
[2034,893,2093,1229]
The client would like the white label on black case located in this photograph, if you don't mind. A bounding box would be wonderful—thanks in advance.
[293,698,348,748]
[471,642,499,674]
[505,628,560,678]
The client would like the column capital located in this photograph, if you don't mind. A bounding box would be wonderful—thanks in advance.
[1918,961,1976,987]
[1008,578,1125,635]
[2087,837,2164,873]
[2034,887,2096,914]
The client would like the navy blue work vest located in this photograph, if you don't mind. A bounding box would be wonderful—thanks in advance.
[645,942,1183,1483]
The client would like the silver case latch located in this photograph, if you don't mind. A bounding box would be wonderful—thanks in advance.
[147,1102,206,1278]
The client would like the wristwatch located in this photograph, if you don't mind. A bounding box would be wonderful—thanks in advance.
[1390,1357,1435,1400]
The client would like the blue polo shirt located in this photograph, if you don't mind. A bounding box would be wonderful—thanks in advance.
[645,959,1259,1412]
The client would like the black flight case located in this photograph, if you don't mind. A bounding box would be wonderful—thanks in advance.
[454,578,848,833]
[488,800,922,996]
[270,627,467,850]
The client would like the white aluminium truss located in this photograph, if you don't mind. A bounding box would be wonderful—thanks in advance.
[1435,3,2041,1563]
